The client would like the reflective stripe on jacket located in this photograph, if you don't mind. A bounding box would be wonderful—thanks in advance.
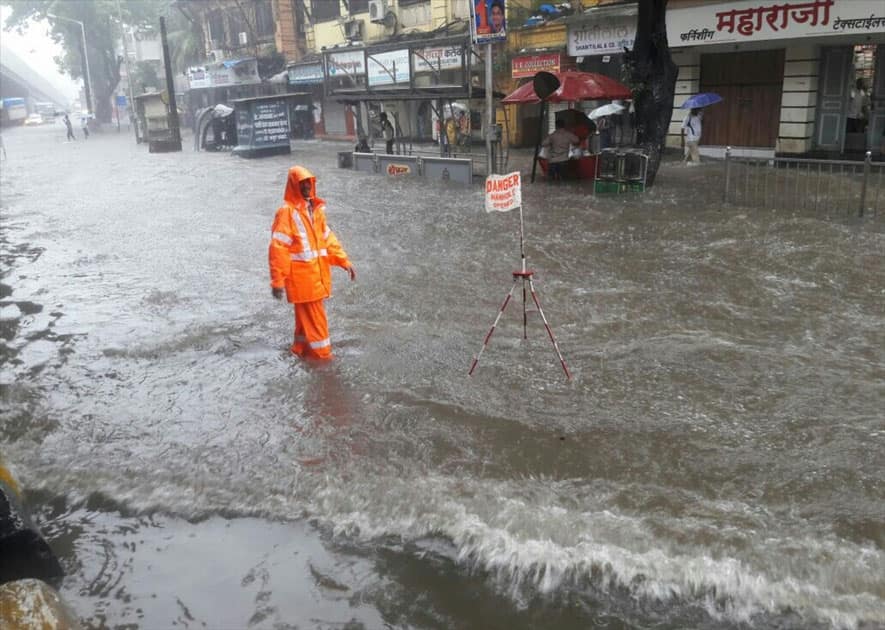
[269,166,350,303]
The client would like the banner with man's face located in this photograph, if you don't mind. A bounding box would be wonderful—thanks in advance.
[472,0,506,44]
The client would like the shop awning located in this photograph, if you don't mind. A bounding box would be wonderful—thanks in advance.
[501,71,631,104]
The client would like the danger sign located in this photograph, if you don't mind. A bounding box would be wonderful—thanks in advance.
[485,172,522,212]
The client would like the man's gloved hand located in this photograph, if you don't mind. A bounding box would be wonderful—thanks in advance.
[271,287,284,300]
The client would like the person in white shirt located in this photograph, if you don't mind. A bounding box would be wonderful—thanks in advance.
[847,78,869,133]
[681,108,703,165]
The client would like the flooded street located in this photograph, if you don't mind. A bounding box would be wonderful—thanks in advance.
[1,124,883,629]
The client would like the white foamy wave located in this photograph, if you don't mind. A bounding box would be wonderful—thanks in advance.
[302,473,885,629]
[18,456,885,630]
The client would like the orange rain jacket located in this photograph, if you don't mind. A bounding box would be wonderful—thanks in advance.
[269,166,351,303]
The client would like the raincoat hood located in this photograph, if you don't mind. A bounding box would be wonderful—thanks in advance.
[284,165,317,206]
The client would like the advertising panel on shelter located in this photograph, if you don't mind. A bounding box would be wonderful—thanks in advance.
[472,0,507,44]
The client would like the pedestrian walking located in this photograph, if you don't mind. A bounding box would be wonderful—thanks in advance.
[269,166,356,360]
[681,108,703,165]
[379,112,395,154]
[80,113,90,140]
[63,114,76,141]
[0,132,6,160]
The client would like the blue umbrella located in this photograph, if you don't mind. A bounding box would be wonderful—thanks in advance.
[680,92,723,109]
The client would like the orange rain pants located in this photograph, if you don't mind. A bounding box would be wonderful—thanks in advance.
[292,300,332,359]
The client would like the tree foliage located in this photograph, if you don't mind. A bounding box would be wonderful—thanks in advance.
[1,0,200,123]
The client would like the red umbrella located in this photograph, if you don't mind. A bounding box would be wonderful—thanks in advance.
[502,71,632,104]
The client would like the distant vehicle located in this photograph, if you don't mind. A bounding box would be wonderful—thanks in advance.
[1,97,28,126]
[24,113,44,126]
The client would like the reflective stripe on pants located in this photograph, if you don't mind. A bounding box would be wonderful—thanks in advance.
[292,299,332,359]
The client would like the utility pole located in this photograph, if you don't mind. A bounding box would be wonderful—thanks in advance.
[159,16,182,151]
[48,14,93,116]
[485,42,494,176]
[115,0,138,141]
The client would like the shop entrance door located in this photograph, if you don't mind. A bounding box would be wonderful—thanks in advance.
[870,45,885,156]
[815,47,852,152]
[699,50,784,148]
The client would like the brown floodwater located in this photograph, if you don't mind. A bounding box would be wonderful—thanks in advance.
[1,123,883,629]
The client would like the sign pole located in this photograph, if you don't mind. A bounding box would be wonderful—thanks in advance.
[469,172,572,380]
[485,42,494,176]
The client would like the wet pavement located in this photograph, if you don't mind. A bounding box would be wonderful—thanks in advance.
[1,123,884,629]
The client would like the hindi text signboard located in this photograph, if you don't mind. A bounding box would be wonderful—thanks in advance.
[667,0,885,46]
[568,15,636,56]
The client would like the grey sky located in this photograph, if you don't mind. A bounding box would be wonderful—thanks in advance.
[1,5,81,101]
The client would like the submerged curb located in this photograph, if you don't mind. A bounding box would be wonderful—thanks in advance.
[0,457,79,628]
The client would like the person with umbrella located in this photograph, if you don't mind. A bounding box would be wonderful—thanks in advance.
[681,108,703,165]
[679,93,722,165]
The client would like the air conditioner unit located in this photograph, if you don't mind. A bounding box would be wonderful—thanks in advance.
[208,49,225,63]
[368,0,388,23]
[238,31,249,45]
[344,19,362,40]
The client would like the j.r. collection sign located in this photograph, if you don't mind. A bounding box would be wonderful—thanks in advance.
[667,0,885,46]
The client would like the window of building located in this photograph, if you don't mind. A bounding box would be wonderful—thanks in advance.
[399,0,428,6]
[312,0,341,22]
[349,0,368,13]
[255,0,274,37]
[207,10,225,45]
[228,12,247,46]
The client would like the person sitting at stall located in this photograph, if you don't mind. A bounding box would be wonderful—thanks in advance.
[541,119,580,182]
[355,135,371,153]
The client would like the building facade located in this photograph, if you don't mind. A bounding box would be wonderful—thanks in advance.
[666,0,885,157]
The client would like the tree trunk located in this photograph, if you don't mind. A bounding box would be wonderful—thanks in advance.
[627,0,678,188]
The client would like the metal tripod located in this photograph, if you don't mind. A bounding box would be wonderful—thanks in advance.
[468,205,571,380]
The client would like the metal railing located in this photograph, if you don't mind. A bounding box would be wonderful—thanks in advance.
[723,148,884,217]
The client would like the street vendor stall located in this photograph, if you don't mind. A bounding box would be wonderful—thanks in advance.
[502,71,632,182]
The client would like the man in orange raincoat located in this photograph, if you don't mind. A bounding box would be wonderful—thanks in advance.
[269,166,355,359]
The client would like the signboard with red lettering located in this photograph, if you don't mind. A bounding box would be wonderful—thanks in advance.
[511,53,562,79]
[667,0,885,46]
[387,163,412,176]
[485,172,522,212]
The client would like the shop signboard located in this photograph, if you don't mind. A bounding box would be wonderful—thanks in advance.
[472,0,507,44]
[512,53,562,78]
[328,50,366,78]
[367,49,410,86]
[413,45,463,73]
[251,100,290,148]
[568,15,636,56]
[187,66,210,89]
[233,96,292,158]
[288,62,324,85]
[668,0,885,46]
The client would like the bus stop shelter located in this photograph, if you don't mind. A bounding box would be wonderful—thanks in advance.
[230,92,311,158]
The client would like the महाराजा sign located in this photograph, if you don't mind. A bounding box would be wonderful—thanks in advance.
[485,172,522,212]
[667,0,885,45]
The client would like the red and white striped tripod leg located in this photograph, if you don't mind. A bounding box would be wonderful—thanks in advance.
[468,279,518,376]
[528,278,572,380]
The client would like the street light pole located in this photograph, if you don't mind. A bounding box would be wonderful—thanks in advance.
[47,13,94,116]
[114,0,138,141]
